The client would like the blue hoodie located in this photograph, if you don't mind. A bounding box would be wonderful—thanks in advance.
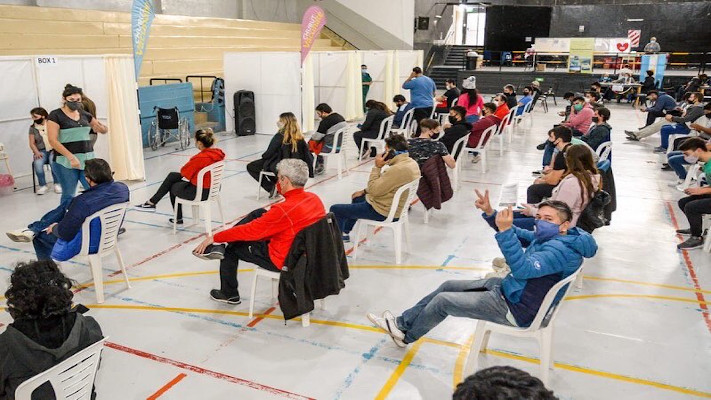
[495,226,598,327]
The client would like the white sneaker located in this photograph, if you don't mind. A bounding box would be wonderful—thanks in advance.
[676,184,688,192]
[36,185,48,195]
[367,311,406,347]
[667,180,683,187]
[6,229,35,243]
[54,184,62,194]
[471,155,481,163]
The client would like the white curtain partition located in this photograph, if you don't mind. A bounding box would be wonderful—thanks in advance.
[104,56,145,181]
[344,51,364,121]
[0,55,143,181]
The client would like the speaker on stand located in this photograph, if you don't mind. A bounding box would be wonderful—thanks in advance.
[234,90,255,136]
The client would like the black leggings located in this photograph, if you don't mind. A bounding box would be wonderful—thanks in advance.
[678,194,711,237]
[150,172,208,220]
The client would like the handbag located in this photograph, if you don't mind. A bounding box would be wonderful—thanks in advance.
[576,189,611,234]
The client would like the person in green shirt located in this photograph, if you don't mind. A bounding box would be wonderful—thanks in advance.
[361,64,372,112]
[676,137,711,249]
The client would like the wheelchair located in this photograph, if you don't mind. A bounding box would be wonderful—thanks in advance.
[148,106,190,151]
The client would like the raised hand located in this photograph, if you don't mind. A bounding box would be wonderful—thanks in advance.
[495,205,514,231]
[474,189,494,215]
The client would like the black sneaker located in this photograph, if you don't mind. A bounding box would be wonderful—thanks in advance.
[678,236,704,250]
[134,202,156,212]
[169,218,183,225]
[660,164,672,171]
[676,228,691,235]
[314,163,325,176]
[536,142,547,150]
[210,289,241,305]
[118,227,126,236]
[193,244,226,260]
[531,170,544,176]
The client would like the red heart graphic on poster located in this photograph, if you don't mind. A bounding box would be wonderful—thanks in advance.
[617,42,629,52]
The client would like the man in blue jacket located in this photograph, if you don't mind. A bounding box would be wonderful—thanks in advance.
[367,196,597,347]
[6,158,129,260]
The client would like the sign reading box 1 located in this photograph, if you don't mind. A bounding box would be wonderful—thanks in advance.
[36,56,59,66]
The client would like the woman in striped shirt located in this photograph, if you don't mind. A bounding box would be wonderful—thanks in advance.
[47,84,108,207]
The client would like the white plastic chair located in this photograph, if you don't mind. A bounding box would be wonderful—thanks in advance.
[493,111,513,156]
[596,141,612,162]
[248,268,324,327]
[352,178,421,264]
[506,106,518,143]
[15,338,107,400]
[666,133,693,159]
[464,269,581,385]
[313,127,348,179]
[702,215,711,253]
[360,116,394,160]
[173,161,226,235]
[680,162,703,191]
[513,101,533,132]
[76,202,131,304]
[392,108,414,137]
[467,124,497,174]
[450,132,472,192]
[256,171,276,200]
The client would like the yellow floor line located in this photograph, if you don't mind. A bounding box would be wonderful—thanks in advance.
[374,340,424,400]
[582,275,711,295]
[565,293,709,306]
[452,335,474,388]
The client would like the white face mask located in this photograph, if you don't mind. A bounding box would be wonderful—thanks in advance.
[277,121,285,129]
[684,154,699,164]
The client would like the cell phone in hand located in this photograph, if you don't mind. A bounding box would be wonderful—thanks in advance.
[384,150,396,161]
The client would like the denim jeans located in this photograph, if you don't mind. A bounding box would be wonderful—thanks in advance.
[329,194,389,234]
[27,203,68,260]
[660,124,690,149]
[667,151,689,179]
[33,150,58,187]
[542,142,556,167]
[396,278,513,343]
[465,115,480,124]
[54,163,84,208]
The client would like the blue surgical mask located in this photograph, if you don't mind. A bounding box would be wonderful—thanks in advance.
[534,220,561,242]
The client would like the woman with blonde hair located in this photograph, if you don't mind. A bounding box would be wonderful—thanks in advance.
[247,112,313,198]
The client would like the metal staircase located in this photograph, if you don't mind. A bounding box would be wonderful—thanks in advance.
[428,45,482,89]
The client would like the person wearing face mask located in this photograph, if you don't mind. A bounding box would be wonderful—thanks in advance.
[366,199,596,348]
[28,107,60,195]
[308,103,347,175]
[493,94,510,120]
[434,79,460,114]
[191,159,326,304]
[503,84,518,109]
[47,84,108,209]
[561,96,593,136]
[675,138,711,250]
[663,105,711,185]
[580,107,612,151]
[247,112,313,198]
[407,119,455,169]
[529,126,573,203]
[134,129,225,224]
[643,36,660,54]
[330,134,420,241]
[361,64,372,111]
[438,106,473,157]
[515,86,534,116]
[652,92,705,153]
[467,103,501,160]
[392,94,414,129]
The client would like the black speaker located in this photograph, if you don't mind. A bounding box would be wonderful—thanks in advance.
[234,90,255,136]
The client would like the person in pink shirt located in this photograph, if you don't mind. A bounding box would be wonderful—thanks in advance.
[562,96,594,136]
[458,88,484,124]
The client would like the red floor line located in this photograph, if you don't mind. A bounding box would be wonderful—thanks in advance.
[105,341,315,400]
[247,306,277,328]
[665,201,711,334]
[147,373,187,400]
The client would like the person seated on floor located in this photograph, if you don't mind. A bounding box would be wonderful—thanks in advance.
[439,106,473,156]
[192,159,325,304]
[135,129,225,221]
[467,102,501,162]
[247,112,313,198]
[624,90,678,136]
[503,84,518,109]
[366,200,597,347]
[675,138,711,250]
[354,100,393,158]
[0,260,104,399]
[652,92,706,153]
[515,86,534,116]
[453,366,559,400]
[392,94,414,129]
[434,79,460,114]
[561,96,593,137]
[580,107,612,151]
[6,159,129,261]
[330,134,420,241]
[407,119,455,169]
[529,126,573,203]
[493,93,510,120]
[308,103,347,175]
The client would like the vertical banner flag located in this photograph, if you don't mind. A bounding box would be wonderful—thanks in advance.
[131,0,155,81]
[301,6,326,65]
[628,30,641,48]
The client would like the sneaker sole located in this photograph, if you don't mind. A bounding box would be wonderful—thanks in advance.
[210,295,241,305]
[133,207,156,212]
[679,244,703,250]
[6,232,32,243]
[193,251,224,261]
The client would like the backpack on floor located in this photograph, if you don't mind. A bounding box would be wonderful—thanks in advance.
[576,190,611,234]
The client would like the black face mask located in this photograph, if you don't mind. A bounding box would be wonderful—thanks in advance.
[591,117,599,123]
[34,118,44,124]
[448,116,458,124]
[66,101,82,111]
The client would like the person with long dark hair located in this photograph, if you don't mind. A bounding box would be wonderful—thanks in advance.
[0,260,103,399]
[353,100,393,158]
[28,107,60,195]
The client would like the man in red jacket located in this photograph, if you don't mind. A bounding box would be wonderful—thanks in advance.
[192,159,326,304]
[467,103,501,161]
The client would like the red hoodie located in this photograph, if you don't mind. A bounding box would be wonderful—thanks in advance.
[180,147,225,188]
[213,188,326,268]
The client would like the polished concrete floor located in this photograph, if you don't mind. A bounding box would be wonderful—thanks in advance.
[1,101,710,399]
